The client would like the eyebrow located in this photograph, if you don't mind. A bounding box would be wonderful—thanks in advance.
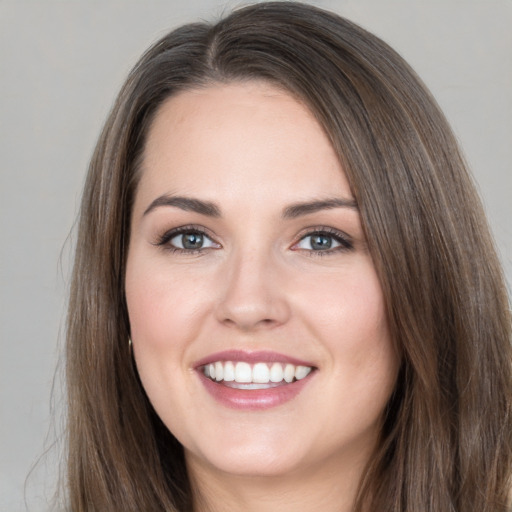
[143,195,221,217]
[282,197,358,218]
[142,194,358,218]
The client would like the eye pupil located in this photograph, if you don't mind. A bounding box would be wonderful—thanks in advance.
[182,233,203,249]
[311,234,332,250]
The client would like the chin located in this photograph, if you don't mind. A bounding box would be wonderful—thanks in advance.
[185,436,308,479]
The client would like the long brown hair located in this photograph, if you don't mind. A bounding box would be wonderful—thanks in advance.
[66,2,512,510]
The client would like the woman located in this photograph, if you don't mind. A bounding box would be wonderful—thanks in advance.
[65,2,512,511]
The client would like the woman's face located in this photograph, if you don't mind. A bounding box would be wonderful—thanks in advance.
[125,82,398,482]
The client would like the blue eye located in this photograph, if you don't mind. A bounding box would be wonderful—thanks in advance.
[155,227,219,253]
[294,230,353,253]
[297,233,339,251]
[169,231,217,250]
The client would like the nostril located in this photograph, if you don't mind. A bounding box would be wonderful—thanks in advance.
[222,316,277,330]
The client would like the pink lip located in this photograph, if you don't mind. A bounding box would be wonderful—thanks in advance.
[193,350,314,368]
[193,350,316,411]
[198,371,314,410]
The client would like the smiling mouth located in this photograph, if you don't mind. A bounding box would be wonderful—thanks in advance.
[202,361,314,388]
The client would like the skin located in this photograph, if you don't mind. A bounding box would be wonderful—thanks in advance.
[125,82,399,512]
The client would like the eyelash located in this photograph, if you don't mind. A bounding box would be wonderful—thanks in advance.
[153,225,354,256]
[293,226,354,256]
[153,225,216,255]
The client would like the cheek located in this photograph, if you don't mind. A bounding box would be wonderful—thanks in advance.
[297,260,398,401]
[297,261,390,351]
[125,256,211,351]
[124,255,208,424]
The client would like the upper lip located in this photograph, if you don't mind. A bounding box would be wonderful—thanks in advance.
[193,350,316,369]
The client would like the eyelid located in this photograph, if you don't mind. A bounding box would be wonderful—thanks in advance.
[152,224,353,255]
[152,224,221,252]
[291,226,354,254]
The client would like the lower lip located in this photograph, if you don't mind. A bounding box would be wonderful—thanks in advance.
[197,372,314,410]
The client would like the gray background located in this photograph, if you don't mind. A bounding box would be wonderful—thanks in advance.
[1,1,510,510]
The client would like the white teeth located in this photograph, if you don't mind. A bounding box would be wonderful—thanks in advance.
[253,363,270,383]
[202,360,314,385]
[284,364,295,383]
[295,365,312,380]
[215,361,223,381]
[235,362,252,383]
[269,362,284,382]
[223,361,235,381]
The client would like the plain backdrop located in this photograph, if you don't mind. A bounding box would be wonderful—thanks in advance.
[1,1,511,510]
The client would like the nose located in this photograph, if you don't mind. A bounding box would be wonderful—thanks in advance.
[214,250,291,331]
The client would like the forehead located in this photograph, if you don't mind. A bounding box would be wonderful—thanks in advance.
[137,82,352,209]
